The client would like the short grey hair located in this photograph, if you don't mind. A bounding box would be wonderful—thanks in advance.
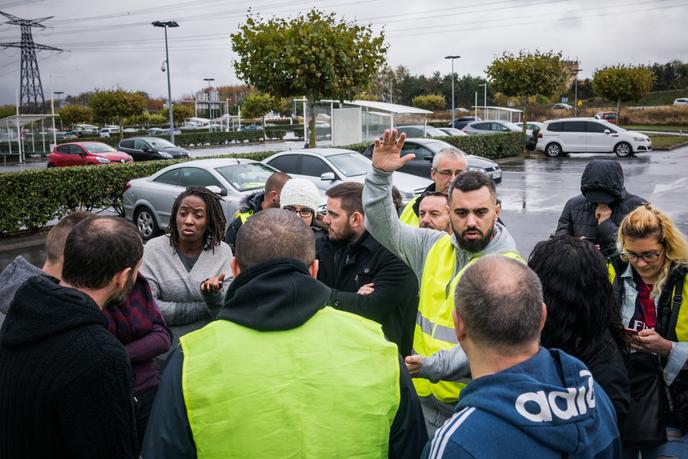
[455,256,543,354]
[432,147,467,169]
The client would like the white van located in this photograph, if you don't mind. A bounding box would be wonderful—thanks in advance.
[536,118,652,158]
[99,126,120,138]
[674,98,688,106]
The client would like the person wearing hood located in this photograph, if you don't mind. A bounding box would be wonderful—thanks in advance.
[142,209,428,458]
[555,159,645,257]
[223,171,291,252]
[424,256,620,459]
[0,217,143,459]
[363,129,522,436]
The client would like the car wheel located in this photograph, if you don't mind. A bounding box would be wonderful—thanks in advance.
[614,142,633,158]
[134,206,161,241]
[545,143,563,158]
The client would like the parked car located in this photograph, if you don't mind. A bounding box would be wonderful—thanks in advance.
[47,142,133,168]
[462,120,525,135]
[552,103,573,110]
[594,111,618,125]
[118,137,190,161]
[448,116,480,130]
[62,131,78,140]
[395,125,449,138]
[362,138,502,184]
[241,124,263,131]
[123,158,277,240]
[148,127,182,136]
[262,148,432,204]
[673,98,688,105]
[99,127,120,138]
[536,118,652,158]
[436,127,468,137]
[515,121,543,132]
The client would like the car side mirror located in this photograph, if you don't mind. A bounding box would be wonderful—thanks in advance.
[320,172,336,181]
[604,129,611,134]
[206,185,227,197]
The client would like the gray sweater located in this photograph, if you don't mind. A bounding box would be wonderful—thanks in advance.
[0,256,46,330]
[139,236,232,337]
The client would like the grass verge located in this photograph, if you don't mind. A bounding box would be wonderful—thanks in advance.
[649,135,688,150]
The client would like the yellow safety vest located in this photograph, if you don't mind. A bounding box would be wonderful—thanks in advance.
[413,234,522,403]
[180,307,400,458]
[400,196,420,227]
[236,210,254,224]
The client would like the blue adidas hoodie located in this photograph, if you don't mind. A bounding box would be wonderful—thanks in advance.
[423,348,621,459]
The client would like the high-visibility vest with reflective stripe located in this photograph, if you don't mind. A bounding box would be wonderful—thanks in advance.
[235,210,254,224]
[400,195,420,227]
[180,306,400,458]
[413,234,522,403]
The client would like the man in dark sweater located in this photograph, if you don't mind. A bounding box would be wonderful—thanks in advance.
[0,217,143,459]
[317,182,419,356]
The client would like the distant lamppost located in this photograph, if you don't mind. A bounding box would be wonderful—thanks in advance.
[203,78,215,131]
[478,82,487,119]
[444,55,461,127]
[53,90,64,133]
[152,20,179,143]
[573,64,582,117]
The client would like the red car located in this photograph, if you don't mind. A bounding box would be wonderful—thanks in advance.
[594,111,618,125]
[47,142,133,168]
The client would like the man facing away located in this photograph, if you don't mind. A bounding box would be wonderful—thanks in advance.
[317,182,419,357]
[424,256,620,458]
[142,208,427,458]
[399,147,467,227]
[364,129,521,436]
[223,171,291,252]
[0,217,143,459]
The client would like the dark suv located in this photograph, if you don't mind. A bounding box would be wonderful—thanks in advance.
[118,137,189,161]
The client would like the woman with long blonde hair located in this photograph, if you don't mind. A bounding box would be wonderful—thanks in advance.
[616,203,688,458]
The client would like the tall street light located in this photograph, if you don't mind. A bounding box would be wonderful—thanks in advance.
[444,55,460,127]
[478,82,487,119]
[573,64,582,117]
[204,77,215,132]
[152,20,179,144]
[53,91,64,131]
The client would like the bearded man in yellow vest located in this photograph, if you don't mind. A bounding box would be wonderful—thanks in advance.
[142,208,427,458]
[363,129,521,437]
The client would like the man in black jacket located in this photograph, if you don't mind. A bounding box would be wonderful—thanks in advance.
[555,159,645,257]
[318,182,419,357]
[0,217,142,459]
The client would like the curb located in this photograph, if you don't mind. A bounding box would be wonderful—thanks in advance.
[0,229,49,253]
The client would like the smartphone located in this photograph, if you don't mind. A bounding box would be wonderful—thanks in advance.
[624,328,639,336]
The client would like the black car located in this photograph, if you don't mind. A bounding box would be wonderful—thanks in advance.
[118,137,190,161]
[449,116,481,130]
[362,137,502,184]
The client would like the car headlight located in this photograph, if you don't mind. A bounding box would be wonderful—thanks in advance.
[159,151,173,158]
[633,136,647,142]
[96,157,111,163]
[468,166,486,173]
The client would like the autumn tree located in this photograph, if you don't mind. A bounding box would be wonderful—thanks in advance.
[412,94,445,111]
[89,89,146,138]
[486,50,568,136]
[161,104,194,126]
[592,65,654,118]
[231,9,386,147]
[58,105,93,127]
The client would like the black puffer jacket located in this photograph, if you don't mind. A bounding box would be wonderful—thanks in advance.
[555,160,645,257]
[223,191,265,252]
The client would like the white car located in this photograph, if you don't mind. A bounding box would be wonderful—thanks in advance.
[262,148,432,204]
[674,98,688,106]
[536,118,652,158]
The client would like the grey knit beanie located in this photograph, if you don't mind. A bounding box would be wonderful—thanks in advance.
[280,178,321,212]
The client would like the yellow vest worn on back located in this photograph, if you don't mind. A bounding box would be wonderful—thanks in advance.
[180,306,400,458]
[400,196,420,227]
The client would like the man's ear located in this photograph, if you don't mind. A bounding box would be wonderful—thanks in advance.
[452,308,467,342]
[230,257,241,278]
[495,199,502,219]
[350,211,364,229]
[309,259,319,279]
[539,303,548,333]
[113,266,133,290]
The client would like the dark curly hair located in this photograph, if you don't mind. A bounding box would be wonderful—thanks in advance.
[528,235,627,358]
[168,186,227,252]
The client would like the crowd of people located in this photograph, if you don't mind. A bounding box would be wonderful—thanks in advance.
[0,128,686,458]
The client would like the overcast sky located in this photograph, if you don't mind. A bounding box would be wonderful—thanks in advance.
[0,0,685,106]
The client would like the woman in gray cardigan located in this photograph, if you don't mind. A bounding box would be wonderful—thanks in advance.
[140,186,232,344]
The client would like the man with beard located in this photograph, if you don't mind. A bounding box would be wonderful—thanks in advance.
[363,129,521,437]
[0,217,142,459]
[316,182,418,356]
[418,192,451,234]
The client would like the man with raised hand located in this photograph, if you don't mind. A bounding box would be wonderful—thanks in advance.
[363,128,521,436]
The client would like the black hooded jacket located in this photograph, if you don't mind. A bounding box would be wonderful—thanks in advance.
[223,191,265,252]
[0,276,137,459]
[142,259,427,459]
[555,159,645,257]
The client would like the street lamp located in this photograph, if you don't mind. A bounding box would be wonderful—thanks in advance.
[203,77,215,131]
[478,82,487,119]
[152,20,179,143]
[53,91,64,131]
[573,64,582,117]
[444,55,460,127]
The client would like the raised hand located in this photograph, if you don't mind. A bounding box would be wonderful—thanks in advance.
[371,129,413,172]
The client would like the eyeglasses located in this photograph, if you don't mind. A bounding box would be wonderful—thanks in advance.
[621,248,664,264]
[283,206,314,218]
[433,168,464,177]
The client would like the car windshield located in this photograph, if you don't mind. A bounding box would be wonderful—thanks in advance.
[215,163,275,192]
[327,153,371,177]
[424,126,448,136]
[146,138,176,148]
[83,143,116,153]
[502,122,523,131]
[599,120,626,131]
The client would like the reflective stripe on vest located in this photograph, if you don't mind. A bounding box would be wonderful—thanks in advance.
[180,307,400,458]
[400,195,420,227]
[413,234,522,403]
[236,210,254,224]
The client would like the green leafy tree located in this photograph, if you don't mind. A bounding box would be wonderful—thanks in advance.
[486,50,568,136]
[0,104,16,119]
[231,9,387,147]
[592,65,654,118]
[57,105,93,127]
[412,94,445,111]
[89,89,146,139]
[161,104,195,126]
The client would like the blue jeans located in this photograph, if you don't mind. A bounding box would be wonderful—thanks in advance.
[623,428,688,459]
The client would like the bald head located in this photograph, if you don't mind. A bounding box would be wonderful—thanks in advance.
[455,256,543,353]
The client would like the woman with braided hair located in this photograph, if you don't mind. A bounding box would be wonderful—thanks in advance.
[140,186,232,348]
